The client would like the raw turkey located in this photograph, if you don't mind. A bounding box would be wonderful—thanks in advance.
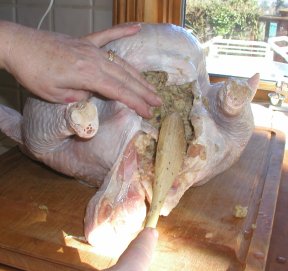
[0,23,259,255]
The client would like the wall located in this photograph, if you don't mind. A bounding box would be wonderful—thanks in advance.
[0,0,113,153]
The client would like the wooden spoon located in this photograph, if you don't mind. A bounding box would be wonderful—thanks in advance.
[145,112,186,228]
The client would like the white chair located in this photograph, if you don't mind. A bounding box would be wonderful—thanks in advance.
[203,37,288,85]
[206,36,274,60]
[268,36,288,62]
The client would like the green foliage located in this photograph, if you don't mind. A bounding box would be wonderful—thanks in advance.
[185,0,261,42]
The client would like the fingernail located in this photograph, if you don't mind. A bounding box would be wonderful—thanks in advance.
[146,227,159,239]
[152,229,159,239]
[155,96,163,105]
[64,97,78,103]
[148,107,154,118]
[148,84,157,92]
[132,23,142,30]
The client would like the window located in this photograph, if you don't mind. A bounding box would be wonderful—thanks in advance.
[184,0,288,42]
[184,0,288,97]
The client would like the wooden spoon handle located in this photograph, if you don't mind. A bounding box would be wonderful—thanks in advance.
[145,112,186,228]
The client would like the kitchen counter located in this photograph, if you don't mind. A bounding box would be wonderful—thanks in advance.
[0,104,287,271]
[0,136,16,156]
[0,138,285,269]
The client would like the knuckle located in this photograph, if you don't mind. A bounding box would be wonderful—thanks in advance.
[116,75,131,99]
[116,83,129,99]
[120,59,129,70]
[74,58,87,71]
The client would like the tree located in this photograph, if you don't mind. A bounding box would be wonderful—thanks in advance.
[185,0,261,42]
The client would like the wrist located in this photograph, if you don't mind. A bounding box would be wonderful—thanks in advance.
[0,21,28,72]
[0,21,13,69]
[0,21,18,70]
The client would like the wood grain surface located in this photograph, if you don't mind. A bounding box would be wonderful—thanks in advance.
[0,264,20,271]
[0,127,285,271]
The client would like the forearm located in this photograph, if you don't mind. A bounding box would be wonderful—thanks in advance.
[0,21,37,73]
[0,21,19,70]
[0,21,161,117]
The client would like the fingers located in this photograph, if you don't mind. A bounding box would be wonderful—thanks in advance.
[60,89,92,103]
[84,23,142,47]
[112,54,155,93]
[107,228,158,271]
[83,28,163,118]
[39,88,91,104]
[96,59,162,118]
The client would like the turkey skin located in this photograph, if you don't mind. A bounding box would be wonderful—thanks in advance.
[0,23,259,255]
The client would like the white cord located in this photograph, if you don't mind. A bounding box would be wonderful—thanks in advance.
[37,0,54,30]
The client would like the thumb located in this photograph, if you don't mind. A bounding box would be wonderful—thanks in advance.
[45,89,92,104]
[84,23,141,47]
[107,228,158,271]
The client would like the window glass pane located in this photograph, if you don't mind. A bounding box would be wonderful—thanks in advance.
[184,0,288,98]
[184,0,288,42]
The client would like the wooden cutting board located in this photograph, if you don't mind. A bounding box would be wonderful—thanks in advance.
[0,127,285,271]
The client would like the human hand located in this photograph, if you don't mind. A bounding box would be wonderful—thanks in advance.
[106,228,158,271]
[0,21,161,118]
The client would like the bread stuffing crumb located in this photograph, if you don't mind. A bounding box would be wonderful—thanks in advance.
[205,232,213,239]
[38,204,49,212]
[233,205,248,218]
